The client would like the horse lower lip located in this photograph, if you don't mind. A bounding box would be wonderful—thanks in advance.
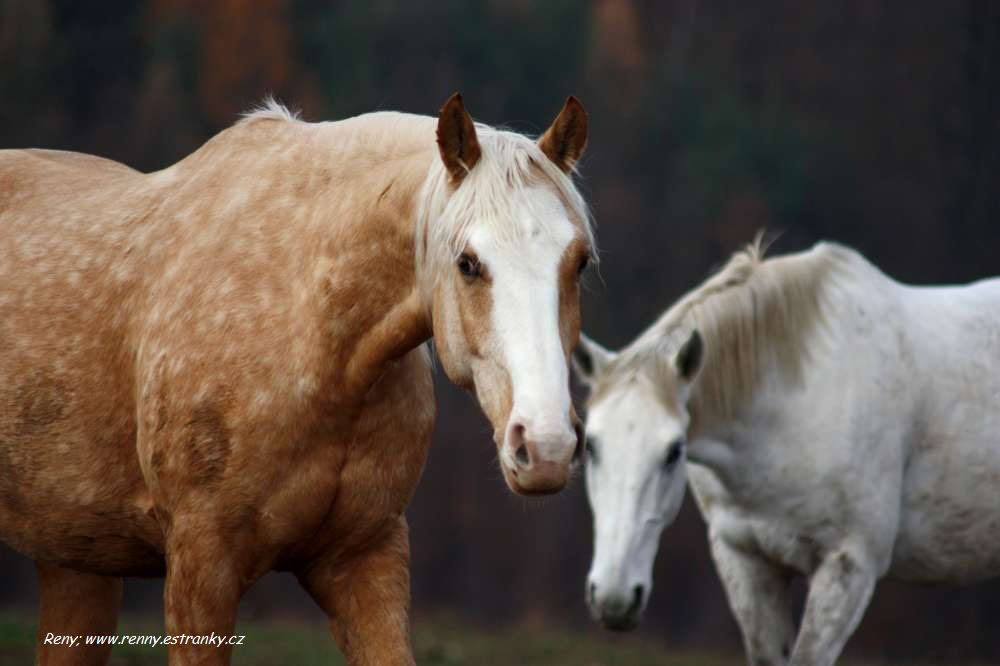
[511,479,565,496]
[593,591,644,631]
[504,471,564,497]
[601,613,639,632]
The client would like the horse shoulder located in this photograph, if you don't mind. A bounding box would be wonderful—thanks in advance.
[356,346,436,460]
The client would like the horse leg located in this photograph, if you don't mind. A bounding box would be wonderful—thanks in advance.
[163,519,247,666]
[297,516,414,666]
[35,561,122,666]
[790,546,876,666]
[709,536,795,666]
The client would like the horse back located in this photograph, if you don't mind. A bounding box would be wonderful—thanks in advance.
[0,148,139,203]
[4,148,138,173]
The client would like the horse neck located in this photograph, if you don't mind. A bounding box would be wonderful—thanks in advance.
[683,254,833,440]
[225,118,441,402]
[323,156,438,400]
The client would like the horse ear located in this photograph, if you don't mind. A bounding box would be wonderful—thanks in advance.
[673,329,704,382]
[572,333,615,387]
[538,96,588,173]
[436,92,481,182]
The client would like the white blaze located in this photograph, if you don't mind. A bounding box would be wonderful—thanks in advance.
[468,187,577,464]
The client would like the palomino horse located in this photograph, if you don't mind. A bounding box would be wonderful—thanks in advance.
[573,240,1000,665]
[0,93,594,665]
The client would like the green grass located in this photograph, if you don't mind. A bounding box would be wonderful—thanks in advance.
[0,611,961,665]
[0,611,733,666]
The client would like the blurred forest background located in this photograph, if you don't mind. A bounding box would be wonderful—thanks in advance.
[1,0,999,663]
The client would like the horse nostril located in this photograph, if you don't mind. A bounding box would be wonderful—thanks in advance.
[588,581,596,606]
[572,423,585,463]
[515,444,530,467]
[629,585,645,615]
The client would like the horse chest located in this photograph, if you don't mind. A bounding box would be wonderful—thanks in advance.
[691,441,894,576]
[291,349,436,556]
[694,471,829,574]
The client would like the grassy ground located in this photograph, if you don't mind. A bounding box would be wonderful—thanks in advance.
[0,612,960,665]
[0,612,734,666]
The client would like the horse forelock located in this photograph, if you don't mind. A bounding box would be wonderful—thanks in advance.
[414,124,594,295]
[232,100,595,280]
[233,103,593,299]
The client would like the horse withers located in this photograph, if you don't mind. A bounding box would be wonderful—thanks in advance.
[574,240,1000,665]
[0,93,594,665]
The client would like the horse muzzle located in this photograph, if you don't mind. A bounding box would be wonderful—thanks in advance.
[587,578,647,632]
[500,415,583,495]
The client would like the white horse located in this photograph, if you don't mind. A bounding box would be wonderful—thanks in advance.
[573,239,1000,665]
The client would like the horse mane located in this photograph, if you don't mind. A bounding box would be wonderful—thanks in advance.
[240,96,302,123]
[595,238,858,427]
[413,123,594,292]
[236,98,593,295]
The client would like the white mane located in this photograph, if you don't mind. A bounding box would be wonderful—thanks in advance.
[237,100,594,294]
[595,240,864,427]
[241,96,302,123]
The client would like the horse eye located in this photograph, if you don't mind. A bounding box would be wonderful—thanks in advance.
[457,253,481,278]
[577,255,590,275]
[664,440,683,467]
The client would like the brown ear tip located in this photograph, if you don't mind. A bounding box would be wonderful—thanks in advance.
[565,96,586,113]
[440,92,464,114]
